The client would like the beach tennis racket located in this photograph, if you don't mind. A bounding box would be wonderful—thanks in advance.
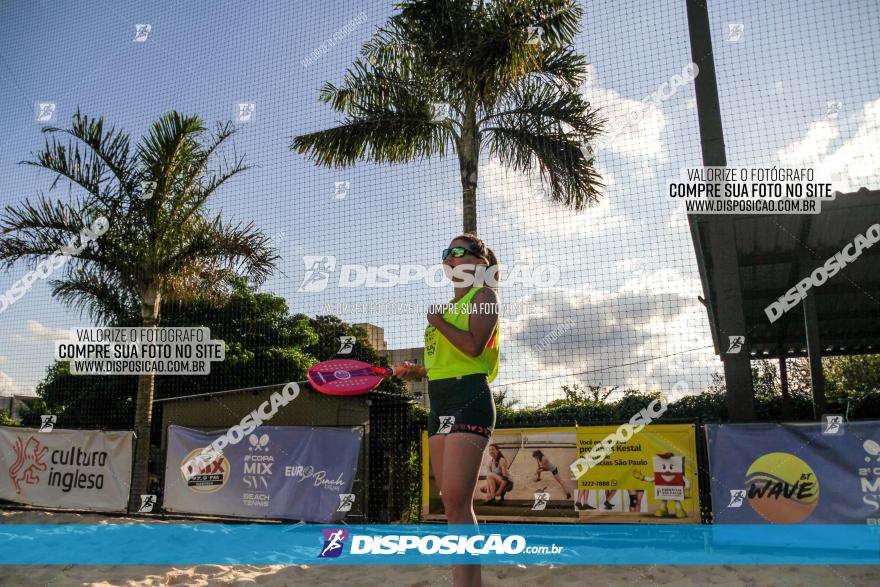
[307,359,400,396]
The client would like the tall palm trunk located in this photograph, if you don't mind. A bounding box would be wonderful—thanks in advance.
[128,283,160,511]
[458,101,480,234]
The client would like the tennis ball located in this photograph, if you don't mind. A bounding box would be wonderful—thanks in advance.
[744,452,818,524]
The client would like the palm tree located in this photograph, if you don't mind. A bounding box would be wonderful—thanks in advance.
[292,0,604,233]
[0,110,278,510]
[493,388,520,410]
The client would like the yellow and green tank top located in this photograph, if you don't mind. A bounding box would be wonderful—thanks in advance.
[424,286,500,382]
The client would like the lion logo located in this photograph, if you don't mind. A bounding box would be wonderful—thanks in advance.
[9,436,49,494]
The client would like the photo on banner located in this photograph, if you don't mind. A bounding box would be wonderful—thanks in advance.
[706,421,880,524]
[422,424,699,523]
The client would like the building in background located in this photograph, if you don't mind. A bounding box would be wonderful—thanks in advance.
[354,322,387,353]
[0,395,38,421]
[355,323,428,409]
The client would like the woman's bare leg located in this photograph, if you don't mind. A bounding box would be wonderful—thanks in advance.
[552,472,570,497]
[441,433,489,587]
[485,472,503,499]
[604,489,618,509]
[429,434,446,490]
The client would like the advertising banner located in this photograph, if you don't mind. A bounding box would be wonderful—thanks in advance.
[422,424,700,523]
[706,421,880,524]
[0,426,133,512]
[163,425,362,522]
[4,524,880,565]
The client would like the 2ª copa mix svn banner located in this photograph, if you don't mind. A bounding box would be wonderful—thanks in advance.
[164,425,362,522]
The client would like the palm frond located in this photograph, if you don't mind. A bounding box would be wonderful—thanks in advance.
[157,214,279,290]
[50,268,138,325]
[293,110,454,167]
[293,0,608,222]
[483,80,605,209]
[0,197,103,270]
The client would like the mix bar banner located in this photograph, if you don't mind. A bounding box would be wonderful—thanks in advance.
[0,426,133,512]
[423,424,699,523]
[163,425,362,522]
[706,421,880,524]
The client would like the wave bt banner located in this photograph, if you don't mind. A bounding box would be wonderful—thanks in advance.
[163,425,362,522]
[706,421,880,524]
[0,426,133,512]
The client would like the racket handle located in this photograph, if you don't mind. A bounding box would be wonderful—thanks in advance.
[372,366,396,377]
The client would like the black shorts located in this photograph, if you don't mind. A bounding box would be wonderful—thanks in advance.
[427,373,496,439]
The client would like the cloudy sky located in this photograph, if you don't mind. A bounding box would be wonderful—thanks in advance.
[0,0,877,406]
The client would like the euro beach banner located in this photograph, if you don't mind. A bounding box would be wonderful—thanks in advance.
[163,425,362,522]
[706,421,880,524]
[422,424,700,523]
[0,426,133,512]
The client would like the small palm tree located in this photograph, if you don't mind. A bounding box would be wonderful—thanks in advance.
[0,110,278,510]
[292,0,604,233]
[493,388,520,410]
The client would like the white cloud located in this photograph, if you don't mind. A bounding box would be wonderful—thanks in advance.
[778,120,839,165]
[0,370,32,396]
[479,156,627,240]
[579,71,671,162]
[12,320,73,344]
[496,283,718,407]
[669,204,690,232]
[618,265,703,297]
[778,97,880,192]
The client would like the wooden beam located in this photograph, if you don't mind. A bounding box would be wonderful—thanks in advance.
[779,355,792,420]
[686,0,754,421]
[798,249,827,420]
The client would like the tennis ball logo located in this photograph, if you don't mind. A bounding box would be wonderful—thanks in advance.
[744,452,818,523]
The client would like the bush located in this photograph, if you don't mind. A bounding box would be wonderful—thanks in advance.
[0,409,18,427]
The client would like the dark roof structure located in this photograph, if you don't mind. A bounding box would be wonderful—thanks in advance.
[692,188,880,359]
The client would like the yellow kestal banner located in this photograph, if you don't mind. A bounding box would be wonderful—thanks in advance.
[422,424,699,523]
[574,423,700,523]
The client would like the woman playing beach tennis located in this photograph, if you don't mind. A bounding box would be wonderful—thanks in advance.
[396,233,500,587]
[532,449,572,500]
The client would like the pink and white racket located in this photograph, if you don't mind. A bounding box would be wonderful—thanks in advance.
[307,359,399,396]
